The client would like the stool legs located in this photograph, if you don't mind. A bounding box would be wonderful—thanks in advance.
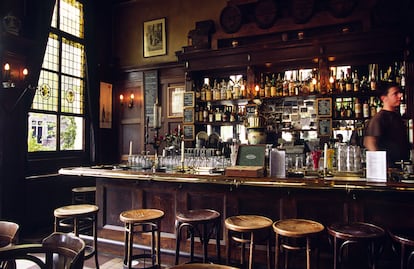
[54,214,99,269]
[123,222,160,269]
[175,219,220,264]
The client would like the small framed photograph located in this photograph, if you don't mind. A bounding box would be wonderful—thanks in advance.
[143,18,167,57]
[316,97,332,117]
[167,86,184,118]
[183,124,195,141]
[318,118,332,136]
[183,108,195,123]
[183,92,195,107]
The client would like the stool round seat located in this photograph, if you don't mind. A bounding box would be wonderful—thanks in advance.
[54,204,99,218]
[328,222,385,240]
[225,215,273,269]
[119,209,164,269]
[273,219,324,269]
[389,229,414,269]
[273,219,324,237]
[175,209,221,264]
[120,209,164,223]
[327,222,385,269]
[169,263,239,269]
[72,186,96,204]
[176,209,220,223]
[54,204,99,268]
[225,215,273,232]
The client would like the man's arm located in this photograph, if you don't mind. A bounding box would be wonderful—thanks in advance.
[364,135,378,151]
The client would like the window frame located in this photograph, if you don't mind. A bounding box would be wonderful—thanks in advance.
[27,0,89,171]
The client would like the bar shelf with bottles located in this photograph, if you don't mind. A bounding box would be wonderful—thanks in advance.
[193,76,250,133]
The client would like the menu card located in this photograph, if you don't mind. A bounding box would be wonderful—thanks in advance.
[366,151,387,182]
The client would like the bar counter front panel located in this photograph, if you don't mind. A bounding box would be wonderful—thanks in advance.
[59,167,414,259]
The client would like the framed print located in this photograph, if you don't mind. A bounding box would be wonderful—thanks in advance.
[168,86,184,118]
[318,118,332,136]
[183,108,194,124]
[99,82,112,129]
[183,92,195,107]
[183,124,195,141]
[143,18,167,57]
[316,97,332,117]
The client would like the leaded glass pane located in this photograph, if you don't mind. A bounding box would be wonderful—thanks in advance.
[61,75,84,114]
[42,33,59,71]
[62,38,84,78]
[60,115,84,150]
[51,2,57,28]
[28,113,57,152]
[32,70,59,112]
[60,0,84,38]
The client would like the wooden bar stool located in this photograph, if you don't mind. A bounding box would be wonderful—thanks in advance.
[54,204,99,268]
[119,209,164,269]
[175,209,221,264]
[327,222,385,269]
[273,219,324,269]
[388,228,414,269]
[168,263,239,269]
[72,186,96,204]
[225,215,273,269]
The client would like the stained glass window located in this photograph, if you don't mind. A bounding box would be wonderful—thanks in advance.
[28,0,85,152]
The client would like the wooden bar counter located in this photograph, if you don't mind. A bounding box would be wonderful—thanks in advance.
[59,167,414,264]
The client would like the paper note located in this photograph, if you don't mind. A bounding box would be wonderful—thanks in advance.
[366,151,387,182]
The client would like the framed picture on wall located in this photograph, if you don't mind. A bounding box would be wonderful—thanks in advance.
[143,18,167,57]
[318,118,332,137]
[99,82,112,129]
[316,97,332,117]
[183,124,195,141]
[168,86,184,118]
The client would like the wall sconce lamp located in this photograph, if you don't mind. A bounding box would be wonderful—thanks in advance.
[2,63,29,88]
[120,93,134,109]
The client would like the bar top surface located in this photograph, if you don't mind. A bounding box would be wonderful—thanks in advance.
[58,166,414,193]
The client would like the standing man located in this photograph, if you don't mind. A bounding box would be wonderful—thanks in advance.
[364,83,410,167]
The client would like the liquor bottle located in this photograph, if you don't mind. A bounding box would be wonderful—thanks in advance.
[340,101,346,118]
[259,73,265,98]
[345,68,353,92]
[205,81,212,101]
[354,98,362,119]
[369,64,377,91]
[226,84,233,100]
[360,75,369,93]
[276,73,283,96]
[288,73,295,96]
[203,106,208,122]
[233,82,240,100]
[200,83,206,101]
[370,97,377,117]
[215,107,222,122]
[220,79,227,100]
[346,101,353,118]
[353,70,359,92]
[283,73,289,96]
[194,82,200,100]
[208,106,214,123]
[338,70,345,92]
[270,73,277,97]
[223,106,229,122]
[197,105,203,122]
[212,79,219,101]
[363,100,369,118]
[265,75,271,98]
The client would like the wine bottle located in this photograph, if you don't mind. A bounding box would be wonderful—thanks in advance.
[354,98,362,118]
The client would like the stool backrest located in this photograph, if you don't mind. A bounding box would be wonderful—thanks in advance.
[0,232,85,269]
[0,221,19,246]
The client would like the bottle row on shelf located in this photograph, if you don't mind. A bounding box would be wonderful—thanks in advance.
[193,62,406,102]
[195,104,246,124]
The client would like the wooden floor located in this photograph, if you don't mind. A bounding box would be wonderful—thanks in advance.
[18,231,401,269]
